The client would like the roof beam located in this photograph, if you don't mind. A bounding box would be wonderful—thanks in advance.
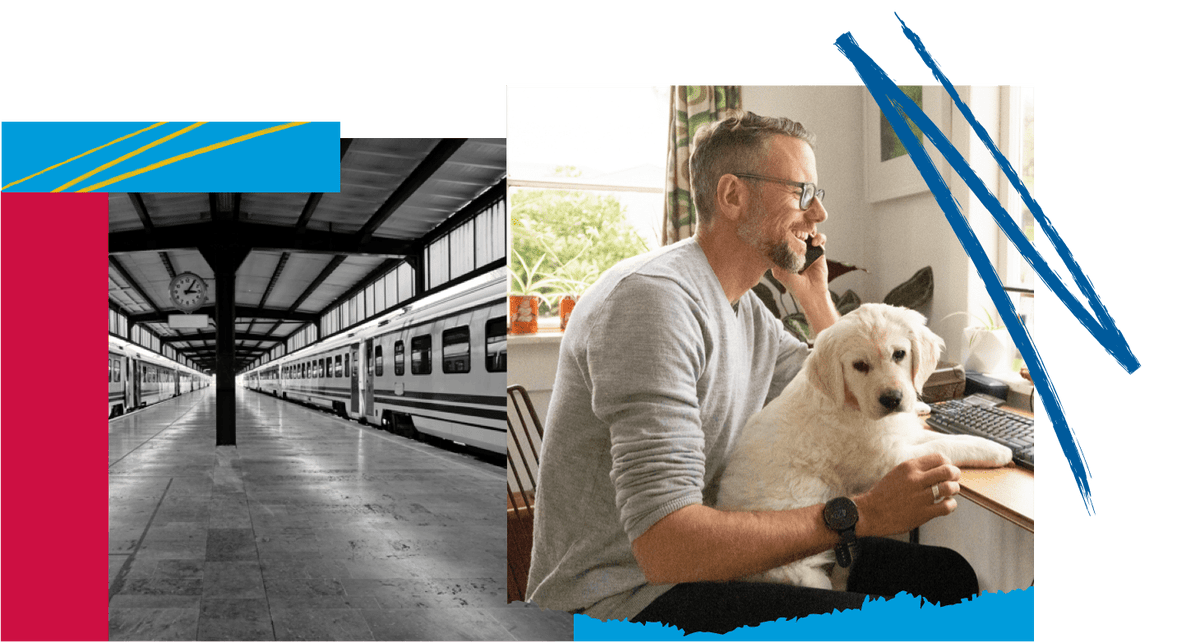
[353,138,467,244]
[110,256,163,315]
[126,305,319,324]
[108,222,414,257]
[161,331,282,344]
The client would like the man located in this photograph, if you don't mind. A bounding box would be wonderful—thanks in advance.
[525,111,976,634]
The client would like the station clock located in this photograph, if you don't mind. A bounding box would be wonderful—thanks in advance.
[168,272,208,313]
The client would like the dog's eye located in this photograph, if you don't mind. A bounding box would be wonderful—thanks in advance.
[853,361,870,373]
[893,350,906,361]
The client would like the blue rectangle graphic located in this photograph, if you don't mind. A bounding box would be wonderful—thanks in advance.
[1,122,340,193]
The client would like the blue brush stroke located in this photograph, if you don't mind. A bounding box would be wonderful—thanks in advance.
[835,18,1139,512]
[892,12,1142,376]
[574,589,1033,641]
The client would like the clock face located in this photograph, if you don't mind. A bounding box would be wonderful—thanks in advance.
[169,273,207,312]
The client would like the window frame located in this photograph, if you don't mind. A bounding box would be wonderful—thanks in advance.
[485,316,507,373]
[442,326,471,374]
[411,334,432,375]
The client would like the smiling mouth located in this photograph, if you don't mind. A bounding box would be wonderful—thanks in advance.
[791,229,813,246]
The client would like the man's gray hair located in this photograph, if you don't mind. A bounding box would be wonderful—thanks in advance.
[689,111,815,226]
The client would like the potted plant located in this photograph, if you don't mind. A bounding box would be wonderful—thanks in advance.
[548,258,599,330]
[508,251,561,335]
[945,308,1015,373]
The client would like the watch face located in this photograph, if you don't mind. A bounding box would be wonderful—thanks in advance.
[824,497,858,531]
[170,273,207,312]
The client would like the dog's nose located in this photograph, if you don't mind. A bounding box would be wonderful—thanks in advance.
[879,390,903,412]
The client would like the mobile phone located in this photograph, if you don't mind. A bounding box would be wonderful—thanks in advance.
[799,242,824,274]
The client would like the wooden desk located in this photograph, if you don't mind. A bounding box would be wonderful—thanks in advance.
[925,405,1034,533]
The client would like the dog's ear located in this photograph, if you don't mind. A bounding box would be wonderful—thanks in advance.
[904,309,944,390]
[807,328,846,407]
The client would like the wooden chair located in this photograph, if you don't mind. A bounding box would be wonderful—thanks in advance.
[507,384,544,603]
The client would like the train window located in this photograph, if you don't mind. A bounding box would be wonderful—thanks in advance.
[326,357,332,378]
[442,326,470,374]
[108,360,113,382]
[393,340,404,376]
[374,344,383,377]
[485,317,507,372]
[335,355,343,377]
[411,335,432,375]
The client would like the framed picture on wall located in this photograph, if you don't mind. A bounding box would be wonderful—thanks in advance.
[863,84,949,203]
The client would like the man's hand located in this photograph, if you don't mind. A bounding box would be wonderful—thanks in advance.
[771,232,838,336]
[853,453,962,538]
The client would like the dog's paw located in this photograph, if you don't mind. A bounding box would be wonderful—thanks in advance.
[982,441,1013,467]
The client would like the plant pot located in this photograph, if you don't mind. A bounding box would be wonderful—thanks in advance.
[961,327,1014,373]
[509,295,540,335]
[558,295,578,330]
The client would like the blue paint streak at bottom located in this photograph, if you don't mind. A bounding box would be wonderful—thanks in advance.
[575,588,1033,641]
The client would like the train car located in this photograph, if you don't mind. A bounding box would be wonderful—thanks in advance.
[243,268,507,454]
[108,336,210,418]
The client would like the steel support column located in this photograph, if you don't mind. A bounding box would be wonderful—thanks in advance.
[200,242,250,446]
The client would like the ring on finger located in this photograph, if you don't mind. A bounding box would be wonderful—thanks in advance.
[932,483,943,503]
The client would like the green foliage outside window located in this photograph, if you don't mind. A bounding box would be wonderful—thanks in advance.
[510,184,649,315]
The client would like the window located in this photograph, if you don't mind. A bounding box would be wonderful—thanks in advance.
[335,355,343,377]
[374,344,383,377]
[998,87,1036,290]
[485,317,506,372]
[326,357,332,378]
[411,335,432,375]
[393,340,404,376]
[109,359,113,383]
[508,86,668,316]
[442,326,470,374]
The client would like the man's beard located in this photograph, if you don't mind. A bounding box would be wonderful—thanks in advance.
[737,198,804,273]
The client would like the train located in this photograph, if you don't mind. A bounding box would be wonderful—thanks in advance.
[108,336,211,418]
[242,268,508,454]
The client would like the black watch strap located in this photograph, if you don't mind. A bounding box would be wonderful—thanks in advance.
[833,529,857,568]
[824,497,859,568]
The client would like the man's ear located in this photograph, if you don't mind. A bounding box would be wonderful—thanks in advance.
[713,173,747,223]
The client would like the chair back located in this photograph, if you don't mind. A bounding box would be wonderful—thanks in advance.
[507,384,544,603]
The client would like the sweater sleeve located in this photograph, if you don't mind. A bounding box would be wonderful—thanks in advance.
[584,274,710,542]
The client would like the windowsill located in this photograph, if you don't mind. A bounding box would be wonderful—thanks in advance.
[508,328,565,346]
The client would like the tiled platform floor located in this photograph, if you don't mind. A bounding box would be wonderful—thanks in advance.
[109,387,571,640]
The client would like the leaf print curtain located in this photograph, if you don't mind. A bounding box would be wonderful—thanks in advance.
[662,86,742,243]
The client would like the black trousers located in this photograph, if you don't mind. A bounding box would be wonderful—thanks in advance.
[630,537,978,634]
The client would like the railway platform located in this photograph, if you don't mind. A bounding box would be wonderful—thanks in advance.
[108,387,571,641]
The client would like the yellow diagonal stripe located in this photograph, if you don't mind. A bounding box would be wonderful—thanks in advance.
[0,122,168,191]
[54,122,206,192]
[76,122,309,193]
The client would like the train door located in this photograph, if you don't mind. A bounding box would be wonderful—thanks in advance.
[349,343,360,415]
[132,358,142,407]
[363,338,375,420]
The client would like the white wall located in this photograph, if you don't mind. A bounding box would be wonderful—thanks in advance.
[743,85,1005,364]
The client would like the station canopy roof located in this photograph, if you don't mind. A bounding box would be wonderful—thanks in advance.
[108,138,506,373]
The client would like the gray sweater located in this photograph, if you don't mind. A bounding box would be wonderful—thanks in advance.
[525,238,807,620]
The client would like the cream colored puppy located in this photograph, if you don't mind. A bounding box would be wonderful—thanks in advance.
[716,304,1012,588]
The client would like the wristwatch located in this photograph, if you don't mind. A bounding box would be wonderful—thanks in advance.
[823,496,859,568]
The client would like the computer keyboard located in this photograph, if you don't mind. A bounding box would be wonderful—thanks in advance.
[926,398,1034,470]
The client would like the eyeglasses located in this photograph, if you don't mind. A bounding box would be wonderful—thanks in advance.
[733,173,825,210]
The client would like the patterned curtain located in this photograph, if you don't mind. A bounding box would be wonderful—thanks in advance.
[662,86,742,243]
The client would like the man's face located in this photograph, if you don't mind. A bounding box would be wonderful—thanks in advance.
[735,136,827,273]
